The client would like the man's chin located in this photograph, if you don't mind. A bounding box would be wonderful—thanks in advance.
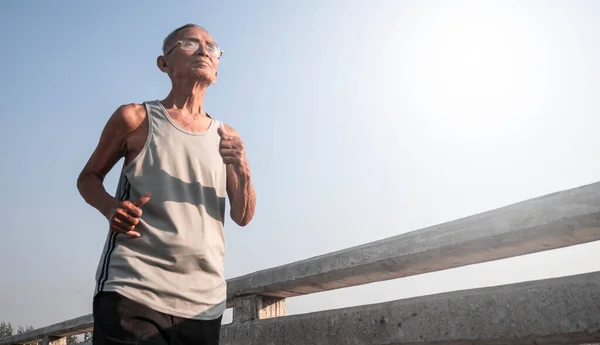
[187,70,214,84]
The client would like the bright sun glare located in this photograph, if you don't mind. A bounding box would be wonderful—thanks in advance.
[403,2,552,135]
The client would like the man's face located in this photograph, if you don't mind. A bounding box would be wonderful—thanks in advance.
[161,27,222,84]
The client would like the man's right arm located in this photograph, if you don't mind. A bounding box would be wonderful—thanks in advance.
[76,104,143,219]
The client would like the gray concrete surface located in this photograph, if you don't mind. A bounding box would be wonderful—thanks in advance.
[221,271,600,345]
[0,315,92,345]
[226,181,600,305]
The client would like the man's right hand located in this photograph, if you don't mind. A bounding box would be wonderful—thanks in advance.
[105,193,151,238]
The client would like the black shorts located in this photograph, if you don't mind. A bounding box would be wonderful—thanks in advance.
[92,292,222,345]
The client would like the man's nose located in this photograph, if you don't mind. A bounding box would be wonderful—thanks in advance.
[195,46,210,57]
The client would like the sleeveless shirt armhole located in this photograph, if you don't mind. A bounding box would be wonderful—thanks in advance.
[122,102,155,173]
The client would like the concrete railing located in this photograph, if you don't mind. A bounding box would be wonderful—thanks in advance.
[2,182,600,345]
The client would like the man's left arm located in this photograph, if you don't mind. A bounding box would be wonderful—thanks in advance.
[218,124,256,226]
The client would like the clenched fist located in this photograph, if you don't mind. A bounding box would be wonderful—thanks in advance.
[105,193,150,238]
[217,124,246,167]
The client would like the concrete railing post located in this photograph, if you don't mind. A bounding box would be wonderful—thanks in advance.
[42,336,65,345]
[232,295,287,322]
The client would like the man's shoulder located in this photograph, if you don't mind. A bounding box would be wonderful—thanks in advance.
[110,102,148,130]
[115,102,147,120]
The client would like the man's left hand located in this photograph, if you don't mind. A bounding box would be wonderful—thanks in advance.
[217,124,247,168]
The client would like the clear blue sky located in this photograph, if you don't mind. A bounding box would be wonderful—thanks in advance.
[1,0,600,329]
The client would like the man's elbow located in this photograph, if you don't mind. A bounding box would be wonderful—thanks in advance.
[76,171,87,193]
[229,195,256,227]
[232,217,250,227]
[77,169,102,195]
[231,212,253,227]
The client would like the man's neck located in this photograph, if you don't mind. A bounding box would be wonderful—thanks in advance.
[162,80,209,116]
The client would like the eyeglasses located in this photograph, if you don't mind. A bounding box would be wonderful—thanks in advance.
[165,38,223,59]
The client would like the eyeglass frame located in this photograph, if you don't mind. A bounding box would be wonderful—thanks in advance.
[164,37,224,59]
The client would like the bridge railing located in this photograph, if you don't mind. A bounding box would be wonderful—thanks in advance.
[2,182,600,345]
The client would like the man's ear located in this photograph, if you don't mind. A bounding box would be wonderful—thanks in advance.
[157,56,169,73]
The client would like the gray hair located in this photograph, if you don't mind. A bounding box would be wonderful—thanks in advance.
[162,23,207,55]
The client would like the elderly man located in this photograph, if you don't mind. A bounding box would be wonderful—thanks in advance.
[77,24,256,345]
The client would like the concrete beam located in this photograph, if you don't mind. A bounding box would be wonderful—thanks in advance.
[0,315,92,345]
[221,271,600,345]
[227,181,600,305]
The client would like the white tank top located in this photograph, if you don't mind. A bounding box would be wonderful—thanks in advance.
[94,100,227,320]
